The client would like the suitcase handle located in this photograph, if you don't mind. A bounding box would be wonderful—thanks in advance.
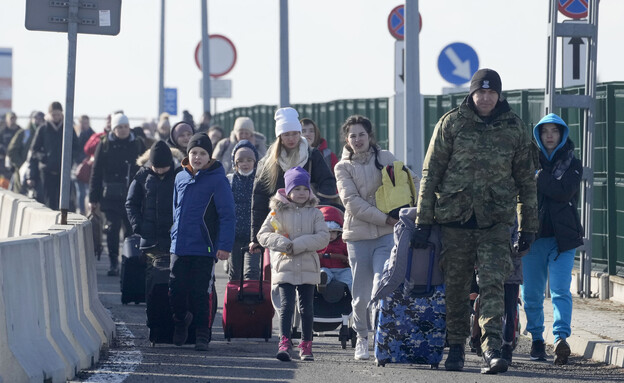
[238,247,265,302]
[404,243,436,294]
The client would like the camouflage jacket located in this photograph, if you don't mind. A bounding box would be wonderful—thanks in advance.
[415,99,538,233]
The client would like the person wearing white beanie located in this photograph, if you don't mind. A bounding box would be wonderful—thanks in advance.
[250,107,340,317]
[111,112,130,130]
[274,107,302,137]
[213,116,267,174]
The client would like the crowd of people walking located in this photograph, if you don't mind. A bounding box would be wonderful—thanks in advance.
[0,67,583,374]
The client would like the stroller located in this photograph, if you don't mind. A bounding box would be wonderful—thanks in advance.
[292,280,356,349]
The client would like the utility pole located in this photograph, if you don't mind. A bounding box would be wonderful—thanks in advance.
[404,0,422,174]
[279,0,290,107]
[201,0,211,113]
[158,0,165,115]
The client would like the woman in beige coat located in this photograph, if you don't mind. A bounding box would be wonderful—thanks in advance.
[257,166,329,362]
[334,115,418,361]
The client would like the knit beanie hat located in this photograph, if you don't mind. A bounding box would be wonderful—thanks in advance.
[111,112,129,129]
[234,146,256,163]
[171,122,194,143]
[187,132,213,157]
[469,68,502,97]
[284,166,311,195]
[149,140,173,168]
[233,117,255,135]
[274,107,301,137]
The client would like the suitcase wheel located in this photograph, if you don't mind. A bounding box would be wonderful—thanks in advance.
[151,342,156,347]
[375,359,385,367]
[264,325,272,342]
[430,363,439,369]
[350,328,357,348]
[224,327,231,342]
[339,325,349,349]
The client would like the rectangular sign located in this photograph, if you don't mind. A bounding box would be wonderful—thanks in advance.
[164,88,177,116]
[0,48,12,114]
[199,79,232,99]
[25,0,121,35]
[562,20,587,88]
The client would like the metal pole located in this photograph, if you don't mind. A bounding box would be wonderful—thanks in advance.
[544,0,558,115]
[279,0,290,107]
[60,0,79,224]
[201,0,211,113]
[580,0,599,298]
[158,0,165,115]
[404,0,422,173]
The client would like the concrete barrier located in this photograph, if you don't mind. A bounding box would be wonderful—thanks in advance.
[0,190,114,382]
[0,236,67,382]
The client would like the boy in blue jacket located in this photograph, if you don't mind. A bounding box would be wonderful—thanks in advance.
[169,133,236,351]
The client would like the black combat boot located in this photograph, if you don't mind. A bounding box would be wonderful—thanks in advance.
[481,349,509,374]
[444,344,465,371]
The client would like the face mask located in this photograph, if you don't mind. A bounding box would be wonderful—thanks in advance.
[238,169,254,177]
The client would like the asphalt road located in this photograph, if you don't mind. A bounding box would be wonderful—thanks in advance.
[71,255,624,383]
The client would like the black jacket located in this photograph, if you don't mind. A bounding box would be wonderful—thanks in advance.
[251,147,337,244]
[125,165,177,252]
[89,132,145,211]
[28,121,80,181]
[536,139,584,252]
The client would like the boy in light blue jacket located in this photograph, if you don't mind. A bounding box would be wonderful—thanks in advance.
[169,133,236,351]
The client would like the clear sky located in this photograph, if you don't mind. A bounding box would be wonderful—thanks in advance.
[1,0,623,128]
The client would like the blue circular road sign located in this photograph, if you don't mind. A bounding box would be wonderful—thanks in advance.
[437,42,479,86]
[558,0,588,19]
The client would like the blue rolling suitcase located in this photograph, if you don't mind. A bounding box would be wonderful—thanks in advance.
[374,247,446,368]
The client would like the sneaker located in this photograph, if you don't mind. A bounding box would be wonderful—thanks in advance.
[501,343,513,365]
[317,271,328,294]
[276,336,292,361]
[195,326,211,351]
[481,349,508,374]
[444,344,465,371]
[298,340,314,361]
[530,339,547,361]
[554,338,571,365]
[354,337,369,360]
[172,312,193,346]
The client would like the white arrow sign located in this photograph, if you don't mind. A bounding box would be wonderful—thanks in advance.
[444,47,472,80]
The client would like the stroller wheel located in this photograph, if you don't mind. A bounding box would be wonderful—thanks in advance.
[350,328,357,348]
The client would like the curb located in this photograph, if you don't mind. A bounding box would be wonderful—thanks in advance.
[519,306,624,367]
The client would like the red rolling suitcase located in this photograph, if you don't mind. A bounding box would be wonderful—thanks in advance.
[222,248,274,341]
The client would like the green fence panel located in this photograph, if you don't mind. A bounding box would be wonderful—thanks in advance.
[214,82,624,275]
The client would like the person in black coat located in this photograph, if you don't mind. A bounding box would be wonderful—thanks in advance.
[125,140,177,255]
[27,101,81,210]
[521,113,583,366]
[89,112,146,276]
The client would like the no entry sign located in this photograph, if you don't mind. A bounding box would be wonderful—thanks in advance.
[558,0,588,19]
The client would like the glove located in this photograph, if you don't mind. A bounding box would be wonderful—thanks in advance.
[411,224,432,249]
[515,231,535,253]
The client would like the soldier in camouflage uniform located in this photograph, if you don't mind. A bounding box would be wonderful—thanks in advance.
[411,69,538,374]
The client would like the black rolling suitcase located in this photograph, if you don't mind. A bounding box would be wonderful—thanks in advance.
[146,254,218,346]
[120,234,146,304]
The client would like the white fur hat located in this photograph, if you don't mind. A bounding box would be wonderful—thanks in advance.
[274,107,301,137]
[111,112,129,129]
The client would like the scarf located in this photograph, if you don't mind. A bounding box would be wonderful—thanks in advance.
[278,139,309,172]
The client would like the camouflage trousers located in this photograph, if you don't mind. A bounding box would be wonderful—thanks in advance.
[441,223,512,352]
